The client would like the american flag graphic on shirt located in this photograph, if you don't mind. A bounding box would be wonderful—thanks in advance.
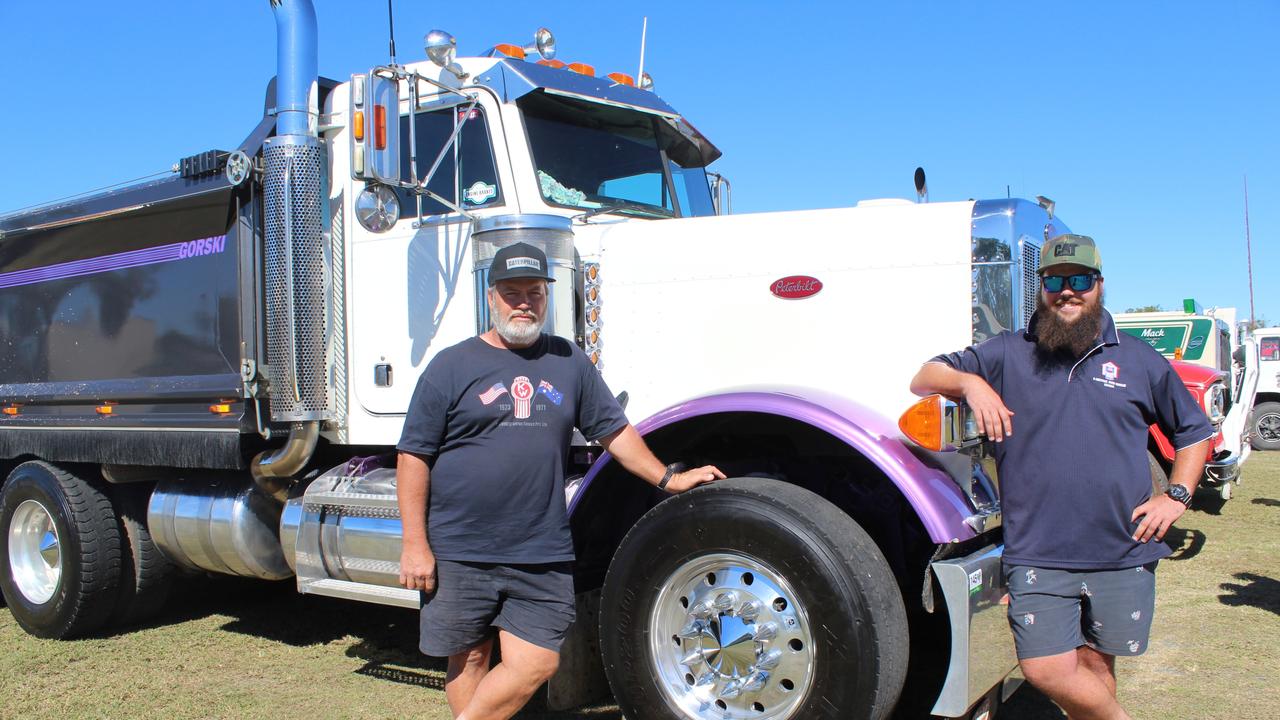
[478,382,508,405]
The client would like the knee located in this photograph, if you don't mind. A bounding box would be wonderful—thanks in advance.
[527,653,559,685]
[448,643,493,678]
[1019,654,1075,692]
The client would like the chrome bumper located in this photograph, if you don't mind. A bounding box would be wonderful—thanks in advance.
[1204,451,1242,484]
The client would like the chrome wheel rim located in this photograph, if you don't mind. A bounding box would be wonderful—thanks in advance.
[648,552,815,719]
[9,499,62,604]
[1259,412,1280,442]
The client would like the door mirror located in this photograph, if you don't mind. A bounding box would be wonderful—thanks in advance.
[350,71,401,183]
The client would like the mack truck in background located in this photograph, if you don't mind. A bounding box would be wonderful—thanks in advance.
[1114,302,1260,500]
[0,3,1074,718]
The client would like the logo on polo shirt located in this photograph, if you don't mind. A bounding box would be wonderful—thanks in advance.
[1102,362,1119,381]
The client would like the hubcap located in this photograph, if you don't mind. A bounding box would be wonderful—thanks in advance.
[1259,412,1280,442]
[649,552,814,719]
[8,499,61,604]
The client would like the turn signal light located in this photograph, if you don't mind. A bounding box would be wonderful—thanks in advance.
[537,59,566,69]
[606,72,635,87]
[374,105,388,151]
[567,62,595,77]
[493,43,526,60]
[96,404,115,415]
[353,110,365,141]
[2,406,18,416]
[209,403,232,414]
[899,395,945,451]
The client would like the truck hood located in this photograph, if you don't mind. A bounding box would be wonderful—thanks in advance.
[1169,360,1224,390]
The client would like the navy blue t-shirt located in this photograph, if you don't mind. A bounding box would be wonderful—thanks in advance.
[931,310,1213,570]
[397,334,628,563]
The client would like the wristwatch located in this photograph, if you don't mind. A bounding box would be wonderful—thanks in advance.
[1165,484,1192,508]
[657,462,686,491]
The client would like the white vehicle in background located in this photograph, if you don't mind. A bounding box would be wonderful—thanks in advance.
[1249,328,1280,451]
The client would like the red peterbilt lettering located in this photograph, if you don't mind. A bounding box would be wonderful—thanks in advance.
[770,275,823,298]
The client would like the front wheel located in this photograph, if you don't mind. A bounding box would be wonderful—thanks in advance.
[599,478,908,720]
[1251,401,1280,451]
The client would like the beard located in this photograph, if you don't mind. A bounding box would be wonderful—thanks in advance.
[493,309,544,346]
[1034,292,1104,358]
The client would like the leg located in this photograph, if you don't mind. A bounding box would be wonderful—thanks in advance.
[456,629,559,720]
[1077,645,1117,698]
[1020,650,1129,720]
[445,637,494,717]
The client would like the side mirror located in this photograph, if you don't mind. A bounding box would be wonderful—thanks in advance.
[350,71,401,183]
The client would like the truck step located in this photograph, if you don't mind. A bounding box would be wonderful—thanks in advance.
[303,490,400,514]
[298,578,419,609]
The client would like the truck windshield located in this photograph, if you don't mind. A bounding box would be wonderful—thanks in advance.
[518,92,715,218]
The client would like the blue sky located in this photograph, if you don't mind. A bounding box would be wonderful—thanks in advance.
[1,1,1275,325]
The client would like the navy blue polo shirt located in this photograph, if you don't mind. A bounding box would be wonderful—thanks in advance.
[931,309,1213,570]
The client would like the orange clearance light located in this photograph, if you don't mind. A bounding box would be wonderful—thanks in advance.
[606,72,635,87]
[374,105,388,151]
[96,404,115,415]
[493,43,526,60]
[567,62,595,77]
[209,403,232,414]
[3,405,18,416]
[353,110,365,142]
[1173,347,1183,361]
[898,394,945,452]
[537,59,566,69]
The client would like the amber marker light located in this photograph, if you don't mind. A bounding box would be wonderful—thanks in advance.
[2,405,18,416]
[353,110,365,142]
[606,72,635,87]
[567,62,595,76]
[209,403,232,414]
[898,394,945,452]
[374,105,388,151]
[96,404,115,415]
[537,59,566,68]
[493,43,526,60]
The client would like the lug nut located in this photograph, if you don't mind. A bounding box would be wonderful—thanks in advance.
[678,620,704,639]
[738,599,763,621]
[756,648,783,670]
[718,679,743,699]
[713,591,739,613]
[742,671,769,692]
[753,622,778,642]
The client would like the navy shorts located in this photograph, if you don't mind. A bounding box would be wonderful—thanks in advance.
[419,560,575,657]
[1004,563,1157,659]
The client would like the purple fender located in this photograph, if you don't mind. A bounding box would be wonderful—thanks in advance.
[569,388,978,544]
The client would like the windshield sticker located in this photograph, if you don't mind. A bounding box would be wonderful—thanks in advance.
[464,181,497,205]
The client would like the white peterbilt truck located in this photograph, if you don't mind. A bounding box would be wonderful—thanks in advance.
[0,3,1077,718]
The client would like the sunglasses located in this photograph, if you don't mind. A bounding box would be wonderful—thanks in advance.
[1041,273,1099,293]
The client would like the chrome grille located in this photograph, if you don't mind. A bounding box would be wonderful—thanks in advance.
[264,136,330,421]
[1020,237,1041,329]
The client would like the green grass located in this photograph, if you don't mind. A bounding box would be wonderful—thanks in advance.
[3,452,1278,719]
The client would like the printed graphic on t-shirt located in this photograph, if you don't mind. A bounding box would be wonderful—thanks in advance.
[477,376,566,425]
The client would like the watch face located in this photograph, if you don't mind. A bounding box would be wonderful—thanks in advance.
[1167,485,1191,506]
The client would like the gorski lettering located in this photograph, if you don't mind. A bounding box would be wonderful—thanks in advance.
[177,235,228,259]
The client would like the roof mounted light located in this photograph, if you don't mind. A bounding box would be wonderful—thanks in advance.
[527,27,556,60]
[538,59,566,69]
[638,72,654,91]
[606,72,636,87]
[567,62,595,77]
[425,29,457,67]
[492,43,525,60]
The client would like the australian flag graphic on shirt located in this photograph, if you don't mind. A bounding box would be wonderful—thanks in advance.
[537,380,563,405]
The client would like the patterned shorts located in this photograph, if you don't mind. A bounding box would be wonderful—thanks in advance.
[1003,562,1157,659]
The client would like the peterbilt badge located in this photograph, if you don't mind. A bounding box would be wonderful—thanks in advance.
[771,275,823,299]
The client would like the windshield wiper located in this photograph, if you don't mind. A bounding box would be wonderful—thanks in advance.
[572,201,673,224]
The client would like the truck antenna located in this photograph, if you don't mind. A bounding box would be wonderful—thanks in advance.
[1245,174,1256,329]
[386,0,398,65]
[637,16,648,83]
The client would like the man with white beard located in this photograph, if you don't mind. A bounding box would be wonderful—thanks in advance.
[395,242,724,720]
[910,234,1211,720]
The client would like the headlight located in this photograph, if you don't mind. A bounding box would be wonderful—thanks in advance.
[355,184,400,233]
[1206,384,1226,424]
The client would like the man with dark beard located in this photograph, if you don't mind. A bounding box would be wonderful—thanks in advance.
[395,242,724,720]
[910,234,1212,720]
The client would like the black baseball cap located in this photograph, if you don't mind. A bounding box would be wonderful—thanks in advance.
[487,242,556,286]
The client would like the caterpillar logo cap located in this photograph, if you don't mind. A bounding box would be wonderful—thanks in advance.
[1040,234,1102,273]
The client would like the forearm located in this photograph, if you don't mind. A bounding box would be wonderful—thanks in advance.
[396,451,432,550]
[598,424,666,486]
[1169,439,1210,494]
[910,361,975,398]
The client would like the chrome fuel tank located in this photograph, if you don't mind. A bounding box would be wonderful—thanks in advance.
[148,473,293,580]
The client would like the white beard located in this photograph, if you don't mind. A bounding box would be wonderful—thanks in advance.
[493,311,544,345]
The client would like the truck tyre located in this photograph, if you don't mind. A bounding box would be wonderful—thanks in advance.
[110,483,174,627]
[599,478,908,720]
[0,461,122,638]
[1251,401,1280,451]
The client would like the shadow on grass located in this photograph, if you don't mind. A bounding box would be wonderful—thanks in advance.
[1000,683,1067,718]
[1191,489,1227,516]
[1218,573,1280,616]
[1163,527,1206,561]
[1252,497,1280,508]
